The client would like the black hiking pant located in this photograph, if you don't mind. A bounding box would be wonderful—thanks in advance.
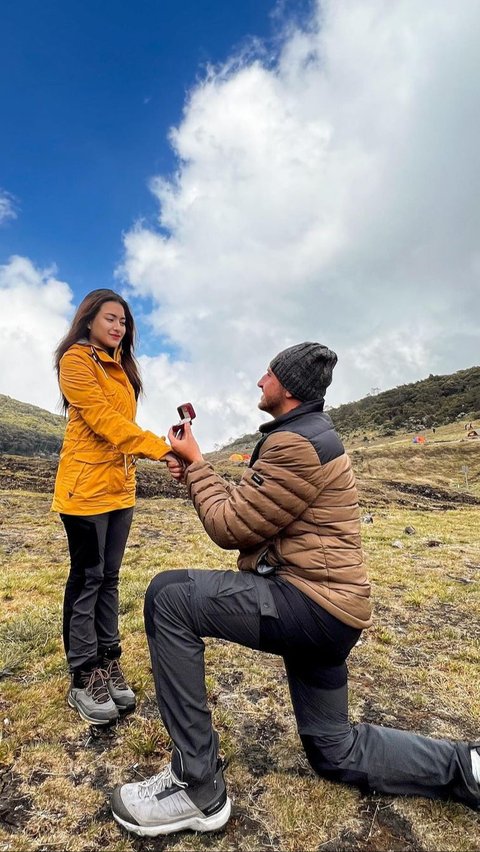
[144,568,479,810]
[61,507,134,671]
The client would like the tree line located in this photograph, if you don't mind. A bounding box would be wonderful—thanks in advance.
[329,366,480,437]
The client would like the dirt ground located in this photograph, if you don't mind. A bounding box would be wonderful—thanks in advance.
[1,453,479,509]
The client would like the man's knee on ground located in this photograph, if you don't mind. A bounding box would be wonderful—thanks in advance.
[301,734,369,791]
[144,569,190,635]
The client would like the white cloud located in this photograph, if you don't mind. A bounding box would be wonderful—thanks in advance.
[3,1,479,452]
[0,255,74,411]
[0,190,17,225]
[120,0,480,448]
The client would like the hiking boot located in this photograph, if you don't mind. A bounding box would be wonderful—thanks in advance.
[111,761,231,837]
[68,667,119,725]
[105,658,136,713]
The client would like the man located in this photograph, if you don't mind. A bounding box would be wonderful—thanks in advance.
[111,342,480,837]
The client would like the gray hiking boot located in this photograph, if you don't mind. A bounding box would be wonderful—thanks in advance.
[111,761,231,837]
[68,667,119,725]
[105,658,136,713]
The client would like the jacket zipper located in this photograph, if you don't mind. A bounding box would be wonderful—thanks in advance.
[90,346,109,379]
[90,345,132,476]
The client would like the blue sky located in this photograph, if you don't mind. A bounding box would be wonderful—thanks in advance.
[1,0,305,295]
[1,1,479,448]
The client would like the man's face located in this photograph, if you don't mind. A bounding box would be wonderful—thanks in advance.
[257,367,289,417]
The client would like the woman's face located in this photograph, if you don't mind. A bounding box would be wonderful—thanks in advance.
[88,301,126,351]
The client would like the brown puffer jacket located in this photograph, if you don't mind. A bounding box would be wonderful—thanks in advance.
[185,401,372,629]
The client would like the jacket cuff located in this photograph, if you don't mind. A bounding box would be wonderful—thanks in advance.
[185,459,214,483]
[143,432,172,460]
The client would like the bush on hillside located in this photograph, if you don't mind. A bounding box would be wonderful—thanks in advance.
[330,367,480,437]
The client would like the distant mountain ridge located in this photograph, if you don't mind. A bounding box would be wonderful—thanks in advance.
[1,365,479,458]
[0,394,65,457]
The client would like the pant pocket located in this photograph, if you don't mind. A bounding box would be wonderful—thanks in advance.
[187,569,278,649]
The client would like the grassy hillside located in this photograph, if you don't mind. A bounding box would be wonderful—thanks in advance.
[0,489,479,851]
[0,422,479,849]
[210,416,480,493]
[1,381,478,852]
[1,365,479,459]
[0,394,65,457]
[1,418,479,512]
[329,365,480,437]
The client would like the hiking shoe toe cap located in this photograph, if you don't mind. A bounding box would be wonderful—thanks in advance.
[111,786,139,826]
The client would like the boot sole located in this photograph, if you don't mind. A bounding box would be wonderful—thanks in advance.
[68,694,119,726]
[112,797,231,837]
[117,702,136,715]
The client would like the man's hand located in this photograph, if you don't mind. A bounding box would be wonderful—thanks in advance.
[167,422,204,466]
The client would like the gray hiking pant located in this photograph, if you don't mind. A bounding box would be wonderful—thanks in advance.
[61,507,134,670]
[144,568,479,810]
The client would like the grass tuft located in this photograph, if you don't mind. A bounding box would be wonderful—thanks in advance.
[0,607,61,673]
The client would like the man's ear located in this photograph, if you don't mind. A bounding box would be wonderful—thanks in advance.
[285,389,294,399]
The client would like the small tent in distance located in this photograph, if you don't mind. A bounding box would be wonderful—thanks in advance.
[229,453,251,464]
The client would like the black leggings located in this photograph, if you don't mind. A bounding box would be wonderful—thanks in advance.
[61,507,133,671]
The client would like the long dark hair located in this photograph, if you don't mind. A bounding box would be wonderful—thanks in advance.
[54,289,143,412]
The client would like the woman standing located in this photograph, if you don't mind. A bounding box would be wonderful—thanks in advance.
[52,289,172,725]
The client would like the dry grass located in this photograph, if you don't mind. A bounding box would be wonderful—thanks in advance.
[0,433,479,850]
[351,440,480,497]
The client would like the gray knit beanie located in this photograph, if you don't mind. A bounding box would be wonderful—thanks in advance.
[270,342,338,401]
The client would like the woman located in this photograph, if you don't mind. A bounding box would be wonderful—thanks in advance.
[52,289,172,726]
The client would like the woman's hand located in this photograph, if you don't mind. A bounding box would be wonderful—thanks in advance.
[167,422,204,466]
[162,451,186,482]
[164,453,186,482]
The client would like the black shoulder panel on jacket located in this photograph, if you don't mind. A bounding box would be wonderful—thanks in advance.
[254,401,345,466]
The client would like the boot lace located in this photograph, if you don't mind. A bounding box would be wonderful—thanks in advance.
[83,668,111,705]
[137,765,187,799]
[106,658,128,690]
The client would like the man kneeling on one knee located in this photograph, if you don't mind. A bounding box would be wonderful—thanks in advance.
[111,342,480,838]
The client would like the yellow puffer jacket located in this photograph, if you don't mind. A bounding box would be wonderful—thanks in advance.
[52,342,171,515]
